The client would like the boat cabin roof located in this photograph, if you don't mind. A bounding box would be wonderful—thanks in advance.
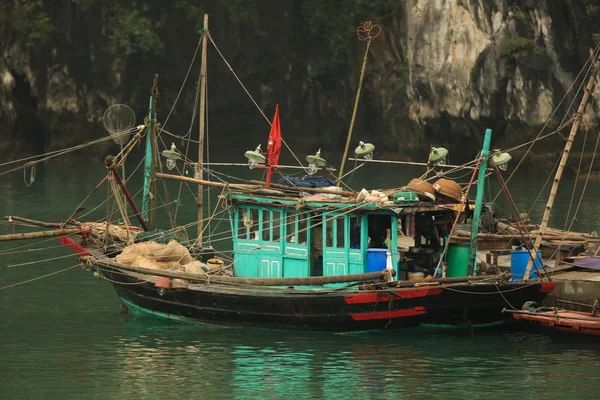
[229,192,465,215]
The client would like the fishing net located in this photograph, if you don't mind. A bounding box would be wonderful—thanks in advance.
[103,104,136,145]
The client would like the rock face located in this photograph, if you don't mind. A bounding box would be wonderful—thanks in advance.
[1,0,600,168]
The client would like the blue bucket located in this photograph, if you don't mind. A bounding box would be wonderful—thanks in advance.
[510,249,542,280]
[366,249,388,273]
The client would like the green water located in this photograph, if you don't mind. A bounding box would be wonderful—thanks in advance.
[1,161,600,399]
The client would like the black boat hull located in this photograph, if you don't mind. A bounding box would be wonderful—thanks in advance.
[100,266,555,331]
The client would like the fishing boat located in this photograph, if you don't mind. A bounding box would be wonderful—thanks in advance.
[1,16,560,331]
[504,304,600,337]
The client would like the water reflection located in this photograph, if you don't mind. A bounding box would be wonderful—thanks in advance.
[2,162,600,399]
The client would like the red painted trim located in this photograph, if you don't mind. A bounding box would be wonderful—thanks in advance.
[59,236,89,257]
[344,287,443,304]
[351,306,427,321]
[540,282,557,293]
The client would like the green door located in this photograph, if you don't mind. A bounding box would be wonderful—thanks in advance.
[322,213,365,276]
[282,211,311,277]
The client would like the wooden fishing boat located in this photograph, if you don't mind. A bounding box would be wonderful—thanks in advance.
[1,15,566,331]
[505,307,600,337]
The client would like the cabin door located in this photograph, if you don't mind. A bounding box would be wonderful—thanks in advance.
[281,211,311,277]
[322,213,365,276]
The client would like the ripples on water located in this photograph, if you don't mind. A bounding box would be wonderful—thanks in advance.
[1,164,600,399]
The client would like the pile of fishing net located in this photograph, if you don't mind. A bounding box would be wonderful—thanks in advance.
[116,239,229,275]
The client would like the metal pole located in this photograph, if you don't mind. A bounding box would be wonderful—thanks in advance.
[197,14,208,245]
[467,128,492,276]
[524,54,600,280]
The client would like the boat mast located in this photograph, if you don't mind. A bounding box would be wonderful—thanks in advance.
[142,74,159,231]
[467,128,492,276]
[337,21,380,185]
[523,54,600,280]
[197,14,208,245]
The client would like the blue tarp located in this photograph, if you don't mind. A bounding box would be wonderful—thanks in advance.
[277,175,335,188]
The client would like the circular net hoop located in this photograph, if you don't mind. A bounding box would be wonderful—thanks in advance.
[103,104,136,145]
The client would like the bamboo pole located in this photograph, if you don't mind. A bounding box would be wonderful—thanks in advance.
[347,158,494,170]
[250,180,357,197]
[197,14,209,246]
[157,172,258,190]
[524,54,600,280]
[107,166,149,231]
[337,38,371,186]
[4,216,64,228]
[0,228,83,242]
[86,257,395,286]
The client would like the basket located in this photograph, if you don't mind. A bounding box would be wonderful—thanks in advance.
[433,178,462,202]
[406,179,435,201]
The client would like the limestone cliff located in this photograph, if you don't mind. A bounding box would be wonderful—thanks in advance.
[1,0,600,170]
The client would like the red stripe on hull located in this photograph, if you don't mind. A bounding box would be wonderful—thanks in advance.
[344,288,443,304]
[351,306,427,321]
[540,282,557,293]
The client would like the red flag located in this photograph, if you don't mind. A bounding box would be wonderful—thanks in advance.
[267,105,281,166]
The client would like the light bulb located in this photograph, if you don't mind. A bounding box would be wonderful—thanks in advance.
[364,153,373,160]
[194,165,200,179]
[248,159,258,170]
[498,163,508,171]
[307,163,318,175]
[166,158,176,171]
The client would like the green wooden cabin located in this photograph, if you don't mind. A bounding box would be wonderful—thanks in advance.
[229,193,461,280]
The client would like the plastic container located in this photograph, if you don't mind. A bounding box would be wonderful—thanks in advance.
[511,249,542,280]
[408,272,424,281]
[393,191,420,204]
[366,248,388,272]
[446,243,470,277]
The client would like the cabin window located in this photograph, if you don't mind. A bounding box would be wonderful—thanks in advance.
[336,216,346,248]
[238,208,259,240]
[262,209,270,241]
[325,215,334,248]
[272,210,281,242]
[298,212,308,245]
[350,216,361,249]
[286,211,296,243]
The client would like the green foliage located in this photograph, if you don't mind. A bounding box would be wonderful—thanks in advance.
[106,4,164,72]
[512,5,527,22]
[585,4,600,16]
[593,33,600,44]
[3,0,55,50]
[301,0,400,74]
[174,0,204,29]
[500,36,530,59]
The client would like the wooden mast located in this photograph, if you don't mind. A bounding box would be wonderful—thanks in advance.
[523,54,600,280]
[197,14,208,245]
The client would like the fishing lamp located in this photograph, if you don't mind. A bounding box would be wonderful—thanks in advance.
[355,141,375,160]
[429,146,448,165]
[306,149,327,175]
[491,151,512,171]
[244,144,266,170]
[161,143,182,171]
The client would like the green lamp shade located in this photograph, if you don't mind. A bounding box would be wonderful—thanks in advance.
[492,152,511,167]
[429,147,448,164]
[355,141,375,159]
[161,143,182,160]
[244,145,266,164]
[306,149,327,167]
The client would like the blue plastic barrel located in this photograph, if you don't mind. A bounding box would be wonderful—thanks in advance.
[510,249,542,280]
[366,249,388,273]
